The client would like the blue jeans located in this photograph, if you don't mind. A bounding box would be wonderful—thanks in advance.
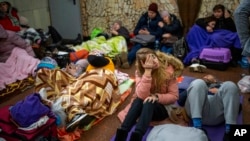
[234,0,250,57]
[161,45,173,54]
[120,97,168,135]
[128,43,142,65]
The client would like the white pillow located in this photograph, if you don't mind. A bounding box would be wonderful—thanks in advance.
[146,124,208,141]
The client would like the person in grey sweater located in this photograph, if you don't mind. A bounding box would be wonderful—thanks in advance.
[184,74,240,141]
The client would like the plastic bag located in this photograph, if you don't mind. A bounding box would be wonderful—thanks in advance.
[90,27,103,39]
[237,75,250,93]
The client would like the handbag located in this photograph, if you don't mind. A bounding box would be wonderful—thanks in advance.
[130,34,155,46]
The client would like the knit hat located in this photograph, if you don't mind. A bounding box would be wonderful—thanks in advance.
[37,56,58,70]
[161,10,170,18]
[87,50,109,68]
[148,2,158,13]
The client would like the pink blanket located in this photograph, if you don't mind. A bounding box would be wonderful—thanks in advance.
[0,48,40,90]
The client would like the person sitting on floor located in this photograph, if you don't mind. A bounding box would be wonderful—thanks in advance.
[114,48,184,141]
[183,74,240,141]
[158,10,183,54]
[110,20,130,45]
[127,2,162,66]
[183,4,241,65]
[0,1,21,32]
[0,24,35,62]
[17,16,41,47]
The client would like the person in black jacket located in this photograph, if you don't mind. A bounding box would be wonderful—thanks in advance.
[212,4,236,32]
[183,4,242,65]
[127,2,162,65]
[211,4,242,66]
[158,10,183,54]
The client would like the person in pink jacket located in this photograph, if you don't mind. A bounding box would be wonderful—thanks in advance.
[0,24,35,62]
[114,48,184,141]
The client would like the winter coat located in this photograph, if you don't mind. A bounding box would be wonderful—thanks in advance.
[118,52,184,122]
[214,17,236,32]
[160,14,183,39]
[133,12,163,39]
[0,25,35,62]
[0,8,21,32]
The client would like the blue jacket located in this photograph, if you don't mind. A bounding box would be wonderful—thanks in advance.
[133,12,163,39]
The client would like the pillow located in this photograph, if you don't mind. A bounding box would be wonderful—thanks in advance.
[178,76,195,90]
[146,124,209,141]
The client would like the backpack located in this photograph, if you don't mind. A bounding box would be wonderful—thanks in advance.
[173,37,189,60]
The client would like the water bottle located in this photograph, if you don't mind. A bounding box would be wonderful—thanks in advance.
[154,40,159,50]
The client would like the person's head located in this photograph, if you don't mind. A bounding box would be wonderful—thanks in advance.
[136,48,168,91]
[112,20,122,31]
[136,48,160,71]
[148,2,158,19]
[204,16,217,28]
[0,1,12,13]
[203,74,217,85]
[212,4,225,19]
[160,10,171,23]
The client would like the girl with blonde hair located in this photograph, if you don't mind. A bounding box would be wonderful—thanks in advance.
[115,48,184,141]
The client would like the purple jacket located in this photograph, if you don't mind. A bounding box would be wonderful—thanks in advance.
[0,25,35,62]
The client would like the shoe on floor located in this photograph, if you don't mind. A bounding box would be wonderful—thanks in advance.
[66,113,87,132]
[189,63,206,73]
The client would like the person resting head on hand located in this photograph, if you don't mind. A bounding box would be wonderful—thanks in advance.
[114,48,184,141]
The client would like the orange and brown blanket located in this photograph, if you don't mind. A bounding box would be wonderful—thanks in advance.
[35,68,123,121]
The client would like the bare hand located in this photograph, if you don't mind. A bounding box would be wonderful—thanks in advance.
[140,54,155,69]
[139,28,149,35]
[143,96,158,103]
[158,21,164,28]
[208,88,218,94]
[206,26,213,32]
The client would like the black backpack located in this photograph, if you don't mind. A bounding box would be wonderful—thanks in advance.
[173,37,189,61]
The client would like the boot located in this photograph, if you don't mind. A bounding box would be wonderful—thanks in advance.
[129,131,143,141]
[114,128,128,141]
[120,51,130,69]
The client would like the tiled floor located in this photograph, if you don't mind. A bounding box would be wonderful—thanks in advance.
[0,64,250,141]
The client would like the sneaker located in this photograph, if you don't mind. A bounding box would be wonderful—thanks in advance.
[189,63,206,73]
[78,115,96,129]
[66,113,87,132]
